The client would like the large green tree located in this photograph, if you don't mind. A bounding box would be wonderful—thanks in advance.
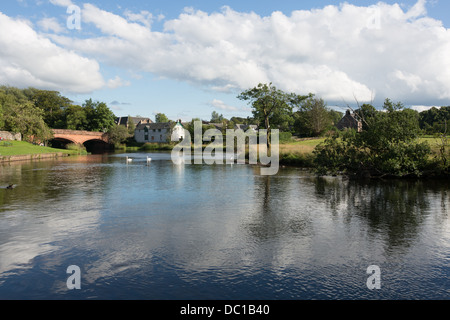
[83,99,116,132]
[314,99,432,177]
[238,83,311,146]
[65,105,87,130]
[155,113,169,123]
[107,124,130,146]
[294,97,333,137]
[33,90,72,128]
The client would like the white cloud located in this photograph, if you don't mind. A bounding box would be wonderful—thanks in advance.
[0,12,104,93]
[37,17,66,33]
[209,99,238,111]
[4,1,450,106]
[107,76,131,89]
[46,1,450,106]
[49,0,73,7]
[409,105,441,112]
[124,9,154,28]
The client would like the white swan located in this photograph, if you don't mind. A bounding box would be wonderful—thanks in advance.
[147,156,152,164]
[126,156,133,163]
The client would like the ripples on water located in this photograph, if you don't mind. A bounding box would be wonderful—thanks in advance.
[0,153,449,299]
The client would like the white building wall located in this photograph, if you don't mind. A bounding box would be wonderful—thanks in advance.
[135,123,185,143]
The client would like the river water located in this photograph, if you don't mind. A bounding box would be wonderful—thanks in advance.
[0,152,449,300]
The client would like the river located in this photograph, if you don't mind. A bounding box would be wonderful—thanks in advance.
[0,152,449,300]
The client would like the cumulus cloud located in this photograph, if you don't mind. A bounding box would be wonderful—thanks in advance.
[0,11,104,93]
[49,0,73,7]
[45,1,450,106]
[37,17,66,33]
[4,1,450,106]
[209,99,238,111]
[107,76,131,89]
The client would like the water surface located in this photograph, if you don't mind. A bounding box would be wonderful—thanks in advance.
[0,153,449,299]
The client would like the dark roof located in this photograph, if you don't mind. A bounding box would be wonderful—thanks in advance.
[136,121,184,131]
[115,116,152,126]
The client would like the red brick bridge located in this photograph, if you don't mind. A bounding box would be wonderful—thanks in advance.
[51,129,110,151]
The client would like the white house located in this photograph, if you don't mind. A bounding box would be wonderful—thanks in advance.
[135,120,185,143]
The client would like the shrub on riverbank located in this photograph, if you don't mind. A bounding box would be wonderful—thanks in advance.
[140,142,174,151]
[313,100,442,178]
[66,143,89,155]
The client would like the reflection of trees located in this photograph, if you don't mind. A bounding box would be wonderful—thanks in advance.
[245,174,312,241]
[311,176,449,251]
[0,155,113,210]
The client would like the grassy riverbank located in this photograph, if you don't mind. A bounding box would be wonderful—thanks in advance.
[0,140,78,156]
[118,136,448,173]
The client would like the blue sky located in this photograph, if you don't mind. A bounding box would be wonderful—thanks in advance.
[1,0,450,121]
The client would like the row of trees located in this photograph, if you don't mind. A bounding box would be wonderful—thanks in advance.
[0,86,116,142]
[236,83,450,138]
[314,99,448,177]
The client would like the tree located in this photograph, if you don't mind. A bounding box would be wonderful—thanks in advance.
[65,105,87,130]
[83,99,116,132]
[127,116,136,136]
[314,99,431,177]
[238,83,311,146]
[108,124,130,146]
[33,90,72,128]
[210,111,224,123]
[2,100,53,142]
[155,113,169,123]
[294,97,332,137]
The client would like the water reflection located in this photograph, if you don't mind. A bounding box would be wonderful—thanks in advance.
[0,157,449,299]
[309,176,450,253]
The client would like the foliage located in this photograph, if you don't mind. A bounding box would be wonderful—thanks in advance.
[0,86,117,141]
[82,99,116,132]
[210,111,224,123]
[237,83,311,132]
[140,142,174,151]
[0,87,53,142]
[65,105,88,130]
[314,99,432,177]
[155,113,169,123]
[127,116,136,136]
[279,132,293,143]
[419,106,450,134]
[293,97,336,137]
[107,125,130,146]
[32,89,72,128]
[66,143,88,155]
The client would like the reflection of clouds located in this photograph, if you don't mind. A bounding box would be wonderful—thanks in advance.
[0,203,100,275]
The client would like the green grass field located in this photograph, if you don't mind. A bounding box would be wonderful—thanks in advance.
[0,140,76,156]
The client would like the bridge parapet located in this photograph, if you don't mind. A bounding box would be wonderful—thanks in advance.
[51,129,109,144]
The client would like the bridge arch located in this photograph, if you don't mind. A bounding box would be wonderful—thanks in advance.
[83,139,111,153]
[49,137,77,149]
[51,129,112,153]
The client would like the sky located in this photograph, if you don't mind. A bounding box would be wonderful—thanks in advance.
[1,0,449,121]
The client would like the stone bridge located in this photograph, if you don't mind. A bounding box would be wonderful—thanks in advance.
[51,129,110,145]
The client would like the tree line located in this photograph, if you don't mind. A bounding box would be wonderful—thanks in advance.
[1,84,448,148]
[0,86,116,142]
